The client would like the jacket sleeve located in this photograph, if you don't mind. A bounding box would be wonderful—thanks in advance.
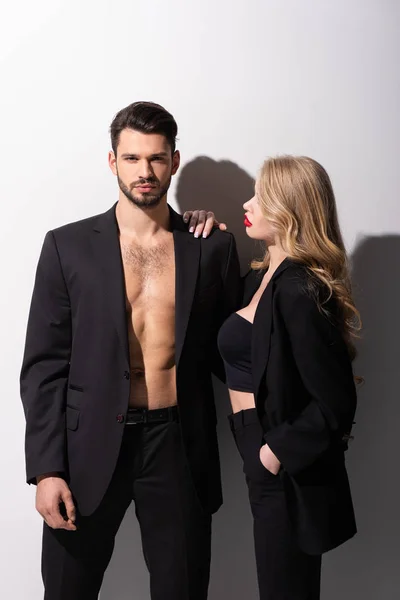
[20,231,71,484]
[263,283,357,475]
[211,233,243,382]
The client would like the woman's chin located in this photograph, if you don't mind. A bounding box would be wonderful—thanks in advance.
[245,227,263,240]
[245,227,254,238]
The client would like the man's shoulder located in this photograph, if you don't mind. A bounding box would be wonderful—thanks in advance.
[202,228,235,251]
[50,206,113,241]
[51,216,94,236]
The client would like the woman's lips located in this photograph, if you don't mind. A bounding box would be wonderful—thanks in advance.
[244,216,252,227]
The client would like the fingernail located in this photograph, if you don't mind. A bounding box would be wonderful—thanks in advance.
[189,227,194,233]
[194,232,199,238]
[183,217,188,223]
[202,232,208,238]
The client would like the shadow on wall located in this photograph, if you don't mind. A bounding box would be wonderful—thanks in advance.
[101,161,399,599]
[176,156,257,273]
[322,234,400,599]
[176,157,263,599]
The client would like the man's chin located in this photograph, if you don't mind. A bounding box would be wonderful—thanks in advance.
[128,193,163,208]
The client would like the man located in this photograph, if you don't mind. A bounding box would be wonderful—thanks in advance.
[20,101,241,600]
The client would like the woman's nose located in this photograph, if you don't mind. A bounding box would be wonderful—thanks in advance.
[243,198,251,211]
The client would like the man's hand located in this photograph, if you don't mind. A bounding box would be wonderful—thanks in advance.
[259,444,281,475]
[36,473,77,531]
[183,210,227,238]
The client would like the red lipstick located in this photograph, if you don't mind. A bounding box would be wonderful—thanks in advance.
[244,216,252,227]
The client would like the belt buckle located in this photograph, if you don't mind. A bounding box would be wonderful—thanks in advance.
[127,409,147,425]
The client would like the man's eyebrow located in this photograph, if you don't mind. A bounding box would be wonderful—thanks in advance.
[120,152,169,159]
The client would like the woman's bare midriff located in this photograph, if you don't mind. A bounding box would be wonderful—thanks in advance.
[229,389,256,414]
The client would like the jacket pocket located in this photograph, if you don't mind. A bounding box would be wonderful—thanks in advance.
[68,383,84,392]
[66,405,80,431]
[67,387,84,410]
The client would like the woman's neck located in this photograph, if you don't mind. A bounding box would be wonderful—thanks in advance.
[266,244,289,277]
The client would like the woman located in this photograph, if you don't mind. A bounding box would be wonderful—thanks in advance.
[187,155,360,599]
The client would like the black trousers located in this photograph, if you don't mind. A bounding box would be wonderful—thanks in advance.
[42,416,212,600]
[229,408,321,600]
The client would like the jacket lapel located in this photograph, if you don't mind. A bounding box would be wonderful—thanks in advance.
[90,204,200,371]
[252,258,292,404]
[242,268,265,307]
[252,282,274,405]
[91,204,130,367]
[170,207,201,368]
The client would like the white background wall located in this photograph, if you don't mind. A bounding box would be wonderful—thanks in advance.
[1,1,399,598]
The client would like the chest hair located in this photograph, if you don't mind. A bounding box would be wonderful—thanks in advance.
[122,242,173,283]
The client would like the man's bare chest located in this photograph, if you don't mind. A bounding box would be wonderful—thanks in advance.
[121,240,175,309]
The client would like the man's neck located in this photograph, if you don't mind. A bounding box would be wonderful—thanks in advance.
[115,195,171,243]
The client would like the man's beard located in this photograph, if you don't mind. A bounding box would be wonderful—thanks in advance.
[117,174,172,209]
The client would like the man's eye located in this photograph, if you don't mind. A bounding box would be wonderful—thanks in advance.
[152,157,164,162]
[126,157,138,162]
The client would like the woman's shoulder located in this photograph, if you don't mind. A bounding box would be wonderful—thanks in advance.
[275,260,314,294]
[275,260,337,314]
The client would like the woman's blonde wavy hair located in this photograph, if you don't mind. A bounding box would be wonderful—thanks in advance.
[252,155,361,362]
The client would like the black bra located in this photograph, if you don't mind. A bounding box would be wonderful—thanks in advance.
[217,313,253,393]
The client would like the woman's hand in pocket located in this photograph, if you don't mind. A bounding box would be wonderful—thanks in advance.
[259,443,281,475]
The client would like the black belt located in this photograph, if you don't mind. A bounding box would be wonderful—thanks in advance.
[125,405,179,425]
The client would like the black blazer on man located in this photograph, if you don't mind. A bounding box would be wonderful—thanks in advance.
[20,205,241,516]
[245,259,357,555]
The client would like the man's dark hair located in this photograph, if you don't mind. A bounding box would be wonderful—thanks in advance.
[110,101,178,155]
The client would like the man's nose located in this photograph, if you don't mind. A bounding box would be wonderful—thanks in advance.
[138,160,152,180]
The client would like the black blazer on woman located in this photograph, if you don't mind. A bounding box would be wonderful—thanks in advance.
[245,258,357,555]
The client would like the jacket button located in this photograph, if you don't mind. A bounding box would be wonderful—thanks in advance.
[116,414,125,424]
[124,371,130,380]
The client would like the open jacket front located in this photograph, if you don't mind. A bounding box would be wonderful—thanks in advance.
[244,259,357,554]
[20,205,242,517]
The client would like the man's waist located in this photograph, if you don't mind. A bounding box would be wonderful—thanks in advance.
[128,366,177,409]
[124,405,179,425]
